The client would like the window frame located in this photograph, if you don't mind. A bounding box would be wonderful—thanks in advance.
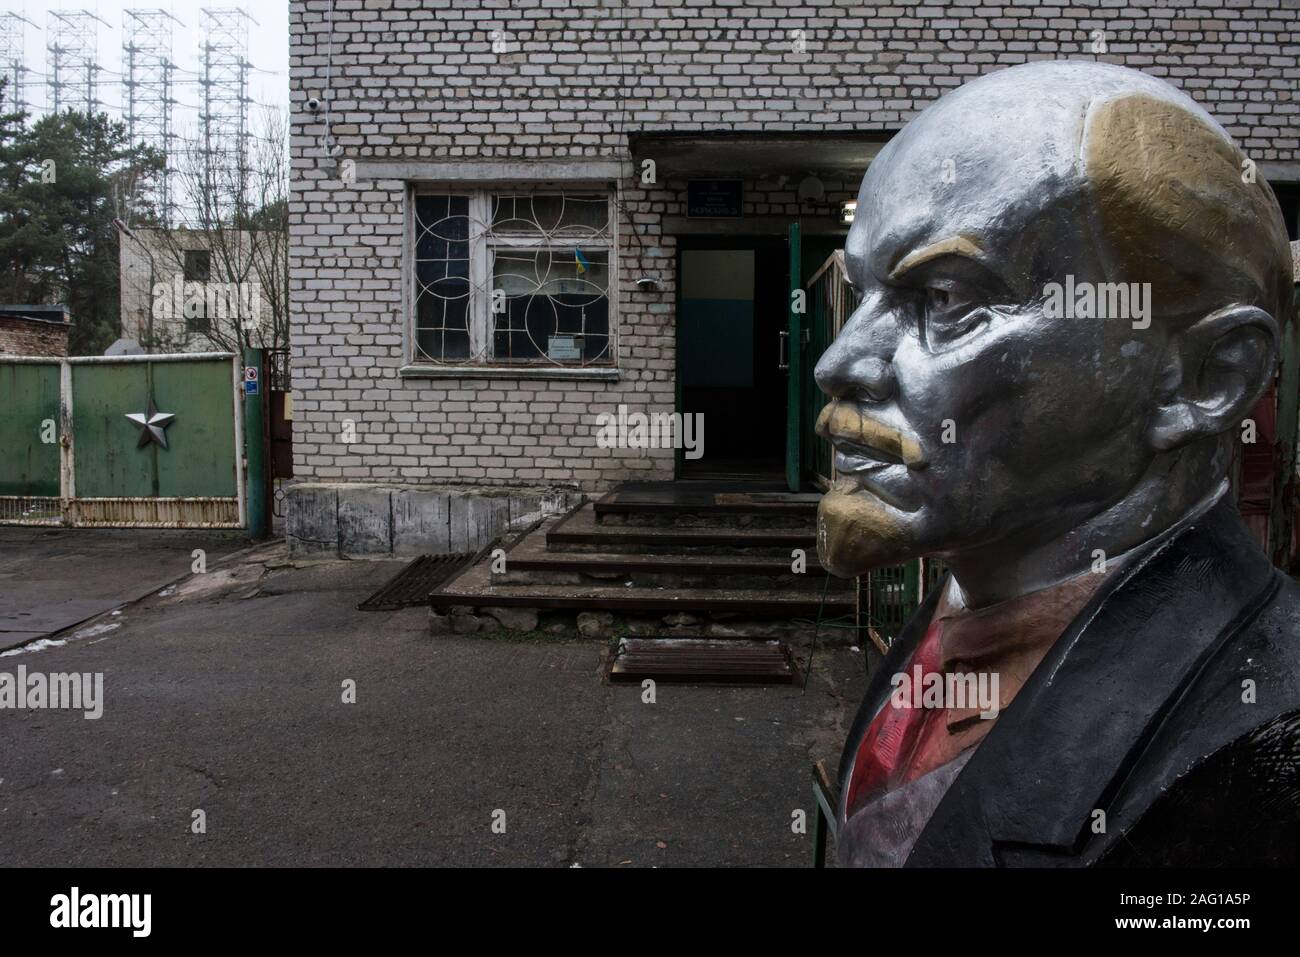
[405,183,620,375]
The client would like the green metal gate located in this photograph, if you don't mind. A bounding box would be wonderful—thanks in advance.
[0,353,245,528]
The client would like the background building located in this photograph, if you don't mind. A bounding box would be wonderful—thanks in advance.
[118,227,286,356]
[287,0,1299,548]
[0,305,72,357]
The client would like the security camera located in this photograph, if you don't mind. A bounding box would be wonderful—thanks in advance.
[306,97,322,113]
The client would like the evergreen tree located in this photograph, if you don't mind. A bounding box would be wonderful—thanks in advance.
[0,79,163,354]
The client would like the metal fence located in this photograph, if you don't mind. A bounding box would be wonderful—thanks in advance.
[0,353,245,528]
[862,557,948,647]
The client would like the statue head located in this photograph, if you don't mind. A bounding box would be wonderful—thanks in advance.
[814,61,1293,600]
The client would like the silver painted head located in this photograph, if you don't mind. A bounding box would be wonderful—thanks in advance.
[814,60,1294,606]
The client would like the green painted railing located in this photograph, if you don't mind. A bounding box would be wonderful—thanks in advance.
[862,558,948,646]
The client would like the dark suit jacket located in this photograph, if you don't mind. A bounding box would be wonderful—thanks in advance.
[837,497,1300,866]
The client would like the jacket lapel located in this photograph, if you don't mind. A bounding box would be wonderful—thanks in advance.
[905,498,1280,866]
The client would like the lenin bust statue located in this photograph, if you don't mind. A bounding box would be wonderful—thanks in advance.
[814,60,1299,867]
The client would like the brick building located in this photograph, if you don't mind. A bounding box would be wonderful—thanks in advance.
[0,305,72,357]
[287,0,1300,553]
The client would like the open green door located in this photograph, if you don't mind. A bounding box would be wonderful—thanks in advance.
[785,223,802,491]
[786,224,846,492]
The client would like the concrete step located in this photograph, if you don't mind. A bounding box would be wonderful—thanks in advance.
[426,527,852,639]
[496,516,840,590]
[430,518,852,621]
[429,602,843,643]
[592,483,820,528]
[547,504,815,553]
[426,488,853,642]
[430,570,853,618]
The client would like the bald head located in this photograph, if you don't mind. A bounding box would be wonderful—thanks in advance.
[816,61,1291,587]
[849,60,1292,330]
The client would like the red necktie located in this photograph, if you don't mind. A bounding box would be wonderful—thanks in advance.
[843,618,946,817]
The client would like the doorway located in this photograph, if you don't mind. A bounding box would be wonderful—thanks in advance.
[676,238,787,480]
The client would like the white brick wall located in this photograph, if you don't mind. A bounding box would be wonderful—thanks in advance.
[288,0,1300,491]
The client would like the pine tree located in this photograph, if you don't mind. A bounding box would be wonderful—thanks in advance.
[0,79,163,354]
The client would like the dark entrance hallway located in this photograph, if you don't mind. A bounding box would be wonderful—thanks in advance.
[676,238,788,481]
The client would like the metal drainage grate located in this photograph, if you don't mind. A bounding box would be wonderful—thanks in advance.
[358,553,477,611]
[607,637,798,685]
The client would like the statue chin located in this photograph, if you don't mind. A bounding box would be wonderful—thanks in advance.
[816,481,917,577]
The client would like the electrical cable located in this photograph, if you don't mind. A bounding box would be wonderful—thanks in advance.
[321,0,335,159]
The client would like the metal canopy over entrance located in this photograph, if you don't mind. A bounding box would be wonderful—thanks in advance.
[630,131,888,182]
[0,353,245,528]
[658,133,876,486]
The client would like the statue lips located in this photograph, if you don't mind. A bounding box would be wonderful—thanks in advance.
[814,407,925,574]
[815,402,928,475]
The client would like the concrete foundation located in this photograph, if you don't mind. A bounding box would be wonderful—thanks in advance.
[427,605,823,644]
[285,483,583,558]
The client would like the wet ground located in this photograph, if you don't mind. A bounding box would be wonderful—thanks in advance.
[0,529,866,867]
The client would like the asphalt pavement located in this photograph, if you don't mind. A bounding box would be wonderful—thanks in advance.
[0,528,866,867]
[0,527,248,651]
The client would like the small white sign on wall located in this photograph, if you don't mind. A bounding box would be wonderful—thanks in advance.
[548,336,582,361]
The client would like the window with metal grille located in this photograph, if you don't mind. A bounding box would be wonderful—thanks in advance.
[411,188,616,367]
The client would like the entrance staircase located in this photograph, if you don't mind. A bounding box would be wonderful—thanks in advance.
[428,481,856,643]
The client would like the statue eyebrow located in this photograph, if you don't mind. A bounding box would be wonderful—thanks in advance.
[887,235,986,280]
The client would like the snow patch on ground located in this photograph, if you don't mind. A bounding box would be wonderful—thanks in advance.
[0,620,121,657]
[72,622,120,640]
[1,637,69,657]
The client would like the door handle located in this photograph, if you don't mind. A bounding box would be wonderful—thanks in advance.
[778,330,789,372]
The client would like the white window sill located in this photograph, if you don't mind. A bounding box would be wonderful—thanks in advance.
[399,364,620,382]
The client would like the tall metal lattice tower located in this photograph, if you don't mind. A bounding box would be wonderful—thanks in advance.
[199,7,255,214]
[0,13,36,115]
[124,9,181,222]
[47,10,108,115]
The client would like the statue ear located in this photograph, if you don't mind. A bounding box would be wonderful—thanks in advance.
[1148,305,1279,451]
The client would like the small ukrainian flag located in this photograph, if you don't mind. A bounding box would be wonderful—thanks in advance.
[574,248,590,274]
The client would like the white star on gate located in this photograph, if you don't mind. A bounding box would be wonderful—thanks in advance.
[124,398,177,450]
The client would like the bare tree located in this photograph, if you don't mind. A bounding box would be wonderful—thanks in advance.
[131,104,289,356]
[247,106,290,357]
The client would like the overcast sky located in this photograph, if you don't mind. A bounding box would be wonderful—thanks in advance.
[1,0,289,132]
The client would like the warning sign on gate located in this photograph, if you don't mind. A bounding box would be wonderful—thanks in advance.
[243,366,259,396]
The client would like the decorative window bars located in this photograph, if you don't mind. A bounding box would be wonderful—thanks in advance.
[411,188,616,367]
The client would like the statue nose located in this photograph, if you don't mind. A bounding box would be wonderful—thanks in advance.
[815,348,895,403]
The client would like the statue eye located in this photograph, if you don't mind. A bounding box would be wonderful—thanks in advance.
[922,283,983,347]
[926,287,952,309]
